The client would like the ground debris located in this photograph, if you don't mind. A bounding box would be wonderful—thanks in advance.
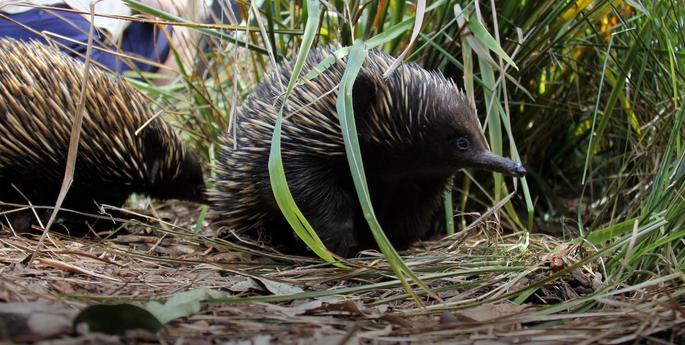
[0,202,683,344]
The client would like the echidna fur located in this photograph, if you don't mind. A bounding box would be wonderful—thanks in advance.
[211,46,525,257]
[0,39,206,232]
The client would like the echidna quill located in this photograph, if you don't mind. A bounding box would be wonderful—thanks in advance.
[0,39,206,233]
[211,47,526,257]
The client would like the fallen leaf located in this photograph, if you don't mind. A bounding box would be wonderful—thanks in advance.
[322,300,366,316]
[229,278,263,293]
[379,314,414,328]
[147,288,217,324]
[458,303,529,322]
[290,296,339,314]
[253,277,304,295]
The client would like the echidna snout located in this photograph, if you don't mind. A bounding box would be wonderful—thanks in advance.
[351,73,526,180]
[212,46,526,257]
[458,150,527,177]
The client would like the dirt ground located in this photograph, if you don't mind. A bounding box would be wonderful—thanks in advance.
[1,202,683,344]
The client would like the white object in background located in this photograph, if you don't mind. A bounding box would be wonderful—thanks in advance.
[0,0,132,42]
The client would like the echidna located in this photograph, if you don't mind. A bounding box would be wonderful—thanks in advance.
[211,47,526,257]
[0,39,206,232]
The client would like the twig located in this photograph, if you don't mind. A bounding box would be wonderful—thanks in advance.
[28,1,100,267]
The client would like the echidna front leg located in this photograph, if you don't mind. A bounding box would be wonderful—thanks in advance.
[276,158,359,257]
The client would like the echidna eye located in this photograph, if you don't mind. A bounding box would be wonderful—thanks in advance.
[454,137,470,151]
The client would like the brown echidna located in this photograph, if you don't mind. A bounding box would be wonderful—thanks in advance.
[0,39,206,232]
[211,47,526,257]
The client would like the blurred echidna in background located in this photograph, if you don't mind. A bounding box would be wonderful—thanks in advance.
[211,46,526,257]
[0,39,206,233]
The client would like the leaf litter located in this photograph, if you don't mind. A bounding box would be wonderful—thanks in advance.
[0,201,682,344]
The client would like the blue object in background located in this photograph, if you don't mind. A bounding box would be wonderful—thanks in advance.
[0,5,170,74]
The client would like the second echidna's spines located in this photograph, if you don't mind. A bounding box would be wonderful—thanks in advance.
[0,39,206,231]
[0,40,189,185]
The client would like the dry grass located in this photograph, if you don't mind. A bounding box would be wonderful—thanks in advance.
[1,202,683,344]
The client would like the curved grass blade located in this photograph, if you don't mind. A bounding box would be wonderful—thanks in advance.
[466,17,518,70]
[383,0,426,77]
[337,40,434,304]
[367,0,447,49]
[267,0,340,266]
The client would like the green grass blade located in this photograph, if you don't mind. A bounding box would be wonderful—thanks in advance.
[478,57,504,201]
[466,19,518,70]
[267,0,340,266]
[337,40,432,303]
[386,0,407,53]
[382,0,425,77]
[583,26,645,184]
[587,219,637,244]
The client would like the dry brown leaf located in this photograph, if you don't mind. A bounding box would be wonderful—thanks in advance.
[378,313,414,328]
[458,303,529,322]
[322,300,366,316]
[253,277,304,295]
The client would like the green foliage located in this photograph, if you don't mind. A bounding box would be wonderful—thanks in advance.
[267,0,339,265]
[147,288,215,324]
